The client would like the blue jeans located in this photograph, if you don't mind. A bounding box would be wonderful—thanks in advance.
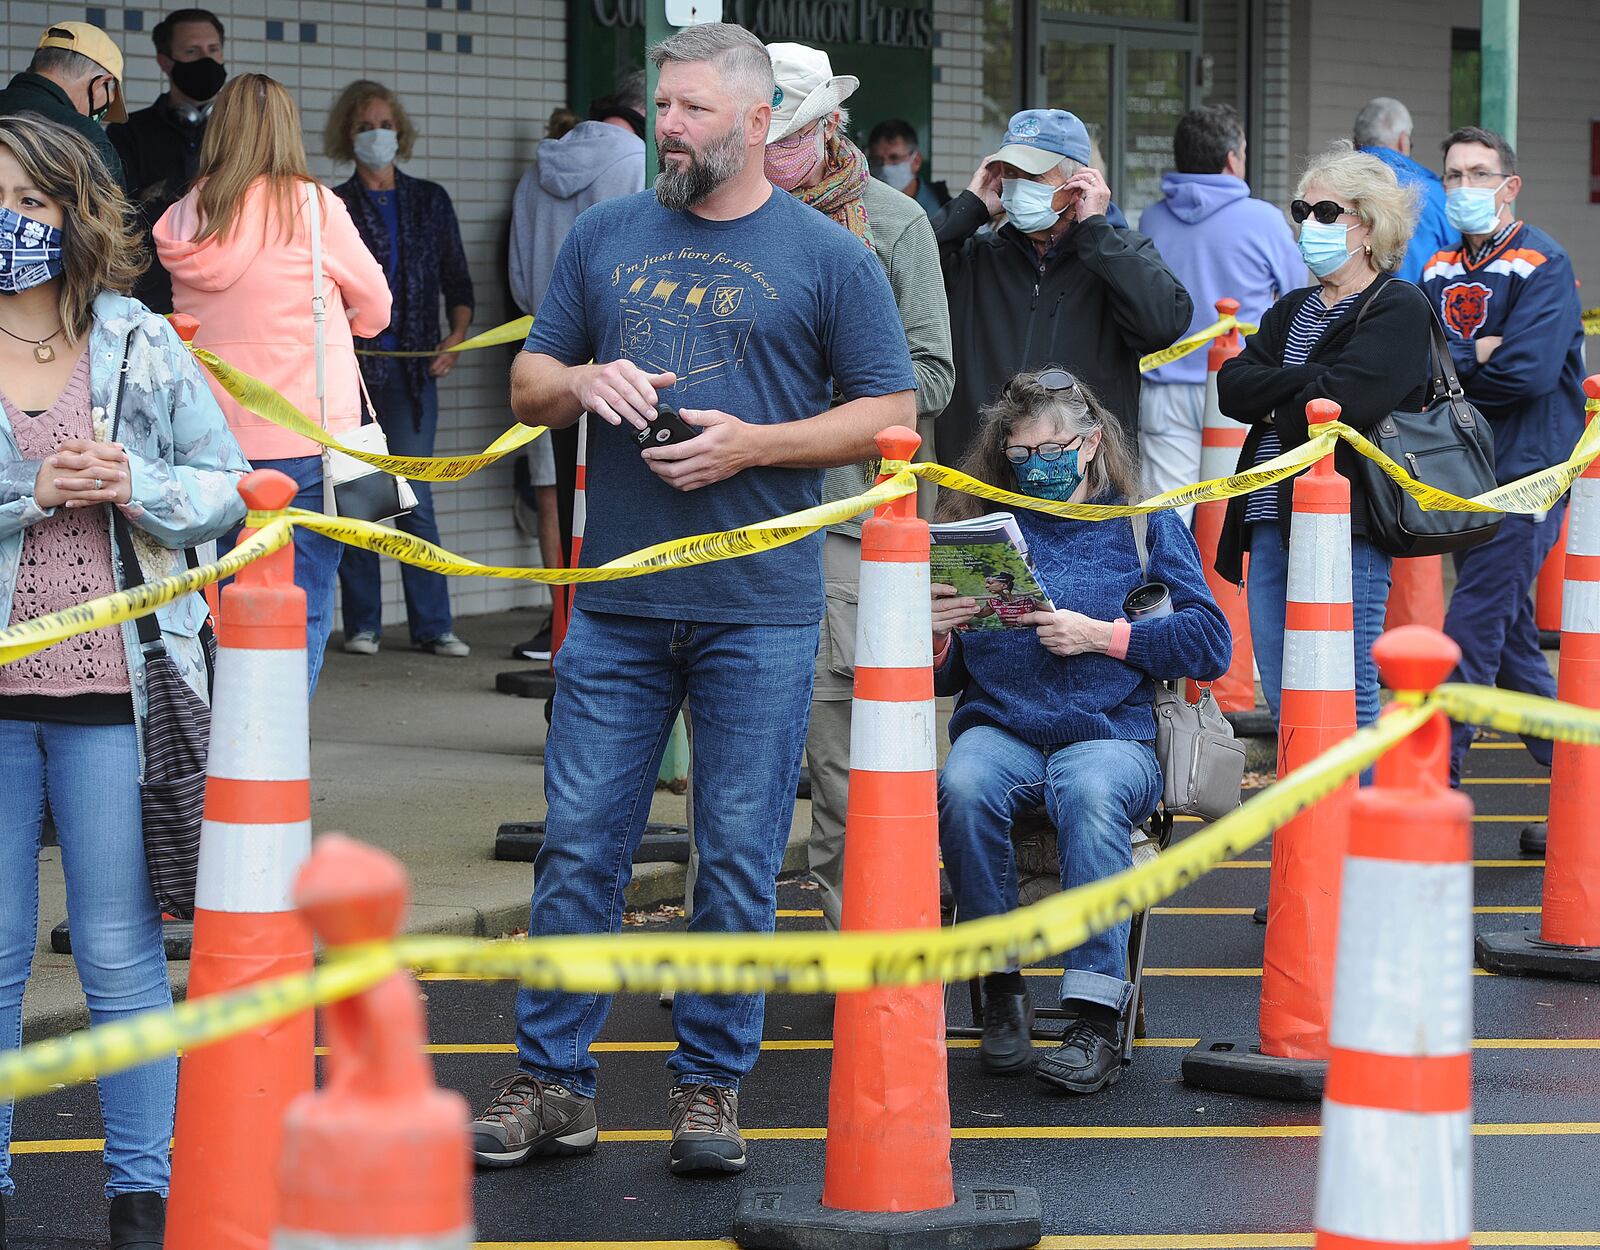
[1247,521,1392,733]
[1444,503,1566,783]
[0,720,175,1198]
[221,453,342,696]
[938,728,1163,1012]
[515,607,818,1097]
[338,378,455,645]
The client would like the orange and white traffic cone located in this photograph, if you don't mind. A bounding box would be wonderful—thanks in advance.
[1384,556,1445,633]
[1186,402,1356,1099]
[734,428,1040,1249]
[549,412,587,658]
[1535,512,1568,650]
[1188,298,1258,719]
[1479,375,1600,980]
[1315,626,1472,1249]
[274,835,473,1249]
[168,469,315,1250]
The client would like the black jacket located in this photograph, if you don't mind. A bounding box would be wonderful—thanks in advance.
[933,189,1192,465]
[108,98,208,313]
[0,73,123,184]
[1214,274,1433,583]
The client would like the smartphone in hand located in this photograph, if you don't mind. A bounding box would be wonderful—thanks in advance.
[633,405,701,450]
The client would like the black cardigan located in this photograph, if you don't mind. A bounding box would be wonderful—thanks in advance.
[1214,275,1432,583]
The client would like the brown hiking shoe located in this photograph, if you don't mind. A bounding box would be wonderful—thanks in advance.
[470,1073,598,1168]
[667,1083,746,1176]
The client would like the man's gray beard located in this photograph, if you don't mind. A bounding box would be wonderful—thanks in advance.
[656,124,747,211]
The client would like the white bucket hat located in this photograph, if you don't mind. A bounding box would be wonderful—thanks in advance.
[765,42,858,143]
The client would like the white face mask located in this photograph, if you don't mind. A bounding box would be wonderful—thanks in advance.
[875,159,915,191]
[353,127,399,171]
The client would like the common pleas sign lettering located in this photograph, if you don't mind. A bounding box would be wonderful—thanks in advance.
[592,0,934,49]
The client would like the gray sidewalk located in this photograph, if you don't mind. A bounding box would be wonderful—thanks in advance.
[22,608,811,1040]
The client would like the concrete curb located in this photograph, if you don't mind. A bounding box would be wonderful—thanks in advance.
[23,833,810,1042]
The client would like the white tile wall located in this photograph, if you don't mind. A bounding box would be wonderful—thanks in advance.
[2,2,568,632]
[929,0,986,192]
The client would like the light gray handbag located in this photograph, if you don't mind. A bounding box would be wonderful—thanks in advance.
[1131,514,1246,821]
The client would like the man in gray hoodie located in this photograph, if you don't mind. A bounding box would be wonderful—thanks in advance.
[508,75,646,659]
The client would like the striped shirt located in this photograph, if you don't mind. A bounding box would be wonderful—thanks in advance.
[1464,218,1517,266]
[1242,289,1362,528]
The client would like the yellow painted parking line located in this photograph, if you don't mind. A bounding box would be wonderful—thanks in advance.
[775,909,822,917]
[408,1037,1595,1057]
[474,1236,1600,1250]
[1464,777,1549,785]
[1473,741,1530,749]
[23,1121,1600,1160]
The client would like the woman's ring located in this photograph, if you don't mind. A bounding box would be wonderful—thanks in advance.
[93,477,103,491]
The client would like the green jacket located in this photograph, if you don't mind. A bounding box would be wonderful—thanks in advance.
[0,72,125,184]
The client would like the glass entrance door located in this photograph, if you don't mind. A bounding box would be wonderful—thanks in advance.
[1036,22,1196,227]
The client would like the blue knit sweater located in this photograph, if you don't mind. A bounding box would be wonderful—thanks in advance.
[935,503,1232,747]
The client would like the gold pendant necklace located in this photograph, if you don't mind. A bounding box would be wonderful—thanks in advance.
[0,320,63,364]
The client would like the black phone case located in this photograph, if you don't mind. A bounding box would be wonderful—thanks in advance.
[633,406,700,449]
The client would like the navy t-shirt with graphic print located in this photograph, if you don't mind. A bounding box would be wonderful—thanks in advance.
[525,186,916,625]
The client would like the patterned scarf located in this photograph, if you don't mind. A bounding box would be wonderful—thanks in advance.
[795,134,874,248]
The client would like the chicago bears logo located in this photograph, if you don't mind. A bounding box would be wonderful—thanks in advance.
[1441,281,1493,339]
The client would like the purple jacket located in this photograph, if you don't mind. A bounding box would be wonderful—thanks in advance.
[1139,173,1306,386]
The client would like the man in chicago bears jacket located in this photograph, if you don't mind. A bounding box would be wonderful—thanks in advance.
[1421,126,1585,787]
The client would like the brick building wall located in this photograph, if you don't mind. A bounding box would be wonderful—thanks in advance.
[1,0,568,632]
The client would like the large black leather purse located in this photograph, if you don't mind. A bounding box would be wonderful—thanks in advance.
[1350,278,1501,558]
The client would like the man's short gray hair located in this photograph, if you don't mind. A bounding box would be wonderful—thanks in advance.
[649,22,774,114]
[1354,97,1414,150]
[28,46,104,82]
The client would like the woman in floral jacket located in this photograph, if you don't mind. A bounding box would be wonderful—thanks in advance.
[0,114,247,1249]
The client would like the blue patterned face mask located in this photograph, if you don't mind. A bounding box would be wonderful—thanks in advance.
[0,206,64,294]
[1014,447,1084,502]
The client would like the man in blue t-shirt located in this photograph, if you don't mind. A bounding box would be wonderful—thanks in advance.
[473,23,915,1180]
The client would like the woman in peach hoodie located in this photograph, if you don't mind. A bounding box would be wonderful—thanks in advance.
[155,73,391,694]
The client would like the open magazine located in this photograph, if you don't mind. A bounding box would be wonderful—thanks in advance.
[928,512,1055,631]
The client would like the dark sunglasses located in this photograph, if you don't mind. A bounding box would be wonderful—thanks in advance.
[1290,199,1354,225]
[1004,368,1080,400]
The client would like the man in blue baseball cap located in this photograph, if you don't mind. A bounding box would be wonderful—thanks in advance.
[934,107,1192,467]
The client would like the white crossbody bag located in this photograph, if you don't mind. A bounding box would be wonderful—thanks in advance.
[307,181,417,523]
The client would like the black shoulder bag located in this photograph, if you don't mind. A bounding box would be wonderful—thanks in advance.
[108,331,216,919]
[1349,278,1501,558]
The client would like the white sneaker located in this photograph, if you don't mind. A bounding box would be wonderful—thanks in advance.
[343,631,379,655]
[419,632,470,658]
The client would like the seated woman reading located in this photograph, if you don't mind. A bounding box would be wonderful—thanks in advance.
[932,367,1231,1094]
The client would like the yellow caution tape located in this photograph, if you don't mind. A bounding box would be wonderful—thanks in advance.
[353,314,534,357]
[1583,308,1600,336]
[908,432,1338,519]
[1418,683,1600,747]
[1139,314,1257,373]
[0,522,291,668]
[0,948,398,1105]
[244,472,917,585]
[191,348,546,482]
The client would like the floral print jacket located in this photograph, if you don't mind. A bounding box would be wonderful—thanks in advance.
[0,292,249,770]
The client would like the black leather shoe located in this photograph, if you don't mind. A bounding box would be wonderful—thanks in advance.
[1035,1018,1124,1095]
[109,1192,164,1250]
[978,986,1034,1074]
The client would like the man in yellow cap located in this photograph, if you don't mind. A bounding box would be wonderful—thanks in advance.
[0,22,126,181]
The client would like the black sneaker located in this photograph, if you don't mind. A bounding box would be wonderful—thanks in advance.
[979,984,1034,1074]
[470,1073,598,1167]
[511,625,553,661]
[667,1083,746,1176]
[1035,1018,1124,1095]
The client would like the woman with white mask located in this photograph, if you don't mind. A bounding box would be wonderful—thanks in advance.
[325,79,475,660]
[1214,144,1430,741]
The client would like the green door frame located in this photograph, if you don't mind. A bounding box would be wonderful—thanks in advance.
[1480,0,1518,147]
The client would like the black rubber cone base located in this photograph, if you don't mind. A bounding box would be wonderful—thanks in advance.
[734,1183,1041,1250]
[1539,629,1560,651]
[1476,930,1600,982]
[495,821,691,863]
[1181,1037,1326,1100]
[51,917,192,960]
[1224,709,1275,737]
[1520,823,1548,856]
[495,668,556,699]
